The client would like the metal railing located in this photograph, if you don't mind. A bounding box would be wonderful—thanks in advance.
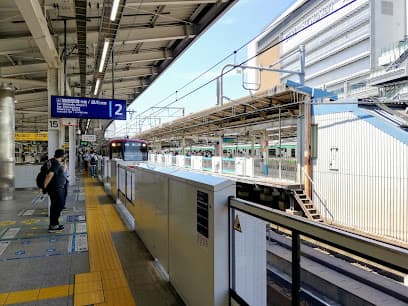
[228,197,408,306]
[149,154,299,183]
[202,157,212,171]
[302,169,334,222]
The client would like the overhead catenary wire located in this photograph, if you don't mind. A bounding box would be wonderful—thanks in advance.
[125,0,358,134]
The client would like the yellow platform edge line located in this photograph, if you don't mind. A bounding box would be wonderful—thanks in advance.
[76,176,136,306]
[0,284,73,305]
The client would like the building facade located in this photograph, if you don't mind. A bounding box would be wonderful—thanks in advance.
[248,0,408,98]
[247,0,408,244]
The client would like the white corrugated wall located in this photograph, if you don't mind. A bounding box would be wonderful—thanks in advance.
[313,111,408,243]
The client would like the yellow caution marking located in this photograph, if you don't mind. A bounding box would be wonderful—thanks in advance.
[74,290,104,306]
[101,205,128,232]
[0,221,16,227]
[0,293,8,305]
[38,285,70,299]
[76,176,136,306]
[1,285,73,305]
[233,215,242,232]
[4,289,39,304]
[21,218,40,225]
[75,271,101,284]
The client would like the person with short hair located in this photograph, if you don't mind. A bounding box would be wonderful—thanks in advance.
[89,151,97,178]
[83,151,90,172]
[43,149,67,232]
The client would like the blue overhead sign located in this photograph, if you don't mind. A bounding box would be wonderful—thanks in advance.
[51,96,126,120]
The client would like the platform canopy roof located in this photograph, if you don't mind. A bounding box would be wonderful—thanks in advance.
[0,0,237,134]
[137,82,312,146]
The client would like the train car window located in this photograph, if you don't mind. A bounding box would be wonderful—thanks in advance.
[269,149,276,157]
[291,149,296,158]
[123,142,148,161]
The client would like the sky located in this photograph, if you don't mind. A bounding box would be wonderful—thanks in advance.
[107,0,297,137]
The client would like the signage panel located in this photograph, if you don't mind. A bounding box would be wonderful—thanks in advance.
[15,132,48,141]
[49,119,60,130]
[196,190,209,239]
[280,0,360,54]
[51,95,126,120]
[81,135,96,142]
[61,118,78,126]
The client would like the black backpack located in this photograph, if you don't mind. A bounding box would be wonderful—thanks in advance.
[36,160,52,193]
[90,156,96,165]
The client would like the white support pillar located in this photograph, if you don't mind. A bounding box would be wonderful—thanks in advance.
[48,68,59,158]
[251,135,255,157]
[296,105,304,184]
[262,130,269,175]
[218,135,223,157]
[182,137,186,155]
[406,0,408,37]
[59,125,65,149]
[68,125,76,185]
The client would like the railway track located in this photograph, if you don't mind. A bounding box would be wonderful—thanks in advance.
[266,229,408,306]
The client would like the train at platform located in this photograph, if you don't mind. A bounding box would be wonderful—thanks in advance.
[169,143,297,158]
[101,138,149,161]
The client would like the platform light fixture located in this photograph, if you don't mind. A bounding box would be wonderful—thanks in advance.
[94,79,101,95]
[99,39,110,72]
[110,0,120,21]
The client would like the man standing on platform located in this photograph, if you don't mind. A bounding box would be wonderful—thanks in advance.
[89,151,97,178]
[43,149,67,233]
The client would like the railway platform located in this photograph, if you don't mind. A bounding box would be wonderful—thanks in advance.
[0,175,183,306]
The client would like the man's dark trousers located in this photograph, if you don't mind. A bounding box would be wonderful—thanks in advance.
[48,188,65,226]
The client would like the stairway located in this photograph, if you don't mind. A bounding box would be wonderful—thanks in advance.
[292,189,323,222]
[386,47,408,71]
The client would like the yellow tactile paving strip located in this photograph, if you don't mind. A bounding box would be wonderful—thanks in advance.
[0,285,74,305]
[101,205,128,232]
[0,177,134,306]
[75,176,136,306]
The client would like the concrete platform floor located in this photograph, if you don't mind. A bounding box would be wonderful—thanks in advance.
[0,175,184,306]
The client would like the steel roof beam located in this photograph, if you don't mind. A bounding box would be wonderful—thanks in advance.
[16,110,48,115]
[100,78,148,90]
[15,91,47,101]
[58,24,195,45]
[69,67,156,83]
[126,0,230,6]
[0,77,47,88]
[16,101,48,108]
[14,0,61,68]
[0,38,37,54]
[0,63,48,77]
[111,49,173,64]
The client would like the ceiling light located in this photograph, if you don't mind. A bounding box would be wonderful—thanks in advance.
[110,0,120,21]
[94,79,101,96]
[99,40,109,72]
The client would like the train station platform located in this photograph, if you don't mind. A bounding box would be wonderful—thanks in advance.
[0,175,184,306]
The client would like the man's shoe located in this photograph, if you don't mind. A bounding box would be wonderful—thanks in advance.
[48,225,64,233]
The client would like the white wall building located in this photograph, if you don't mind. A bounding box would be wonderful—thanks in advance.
[312,102,408,243]
[248,0,408,98]
[247,0,408,244]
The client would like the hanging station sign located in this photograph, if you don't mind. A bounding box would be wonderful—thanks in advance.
[51,96,126,120]
[81,135,96,142]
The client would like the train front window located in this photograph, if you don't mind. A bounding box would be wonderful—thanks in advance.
[111,143,122,159]
[123,142,148,161]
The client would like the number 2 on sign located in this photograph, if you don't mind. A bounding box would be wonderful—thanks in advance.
[114,103,123,116]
